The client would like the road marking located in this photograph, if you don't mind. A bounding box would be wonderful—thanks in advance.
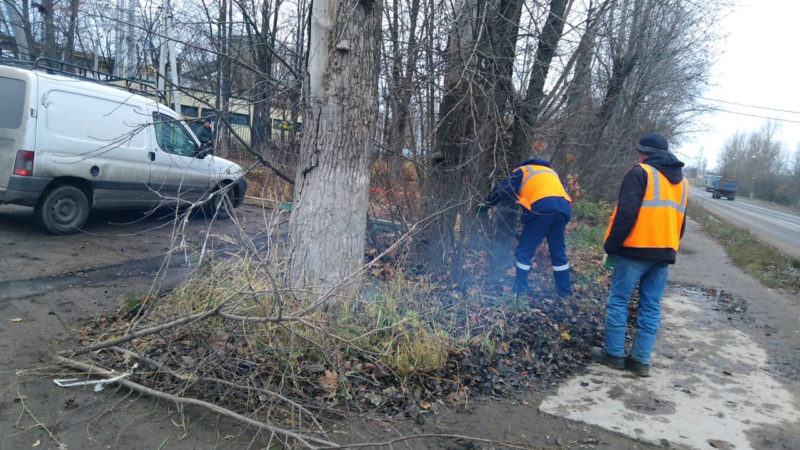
[540,291,800,449]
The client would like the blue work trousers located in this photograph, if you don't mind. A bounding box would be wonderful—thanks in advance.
[514,212,571,295]
[604,255,669,364]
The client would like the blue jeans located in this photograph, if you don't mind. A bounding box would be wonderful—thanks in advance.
[514,212,571,295]
[604,255,669,364]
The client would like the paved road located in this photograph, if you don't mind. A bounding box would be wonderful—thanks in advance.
[689,186,800,260]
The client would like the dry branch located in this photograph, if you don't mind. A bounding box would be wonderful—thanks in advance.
[59,287,246,357]
[54,355,338,448]
[106,345,324,431]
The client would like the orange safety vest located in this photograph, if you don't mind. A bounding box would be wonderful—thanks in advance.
[605,163,688,251]
[516,164,571,211]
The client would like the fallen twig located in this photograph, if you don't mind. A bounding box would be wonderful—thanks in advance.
[54,355,338,448]
[318,432,543,449]
[12,388,67,449]
[106,345,323,431]
[58,286,245,357]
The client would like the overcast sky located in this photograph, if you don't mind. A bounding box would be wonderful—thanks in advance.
[674,0,800,170]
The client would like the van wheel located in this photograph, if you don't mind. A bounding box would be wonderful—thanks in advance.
[35,185,90,234]
[207,184,234,219]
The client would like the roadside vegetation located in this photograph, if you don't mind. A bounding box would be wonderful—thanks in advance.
[64,193,615,447]
[688,203,800,292]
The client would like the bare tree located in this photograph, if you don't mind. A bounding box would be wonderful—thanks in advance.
[508,0,570,165]
[62,0,80,62]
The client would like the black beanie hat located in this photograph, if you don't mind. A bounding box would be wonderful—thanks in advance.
[637,132,668,154]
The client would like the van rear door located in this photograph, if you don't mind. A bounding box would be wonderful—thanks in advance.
[0,72,33,194]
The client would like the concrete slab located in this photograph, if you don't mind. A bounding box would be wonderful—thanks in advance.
[540,289,800,449]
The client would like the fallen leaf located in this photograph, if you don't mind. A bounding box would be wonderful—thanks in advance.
[32,440,41,447]
[10,318,23,323]
[320,369,338,395]
[561,331,571,340]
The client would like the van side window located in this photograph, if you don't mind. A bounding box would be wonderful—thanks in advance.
[152,113,197,157]
[0,77,26,129]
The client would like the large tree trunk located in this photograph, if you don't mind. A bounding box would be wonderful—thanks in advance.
[418,0,491,277]
[418,0,523,281]
[288,0,381,299]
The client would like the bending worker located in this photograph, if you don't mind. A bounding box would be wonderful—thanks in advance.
[486,157,572,297]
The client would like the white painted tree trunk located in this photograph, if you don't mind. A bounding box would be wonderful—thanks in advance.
[289,0,381,299]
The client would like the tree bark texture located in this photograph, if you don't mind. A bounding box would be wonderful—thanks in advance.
[289,0,381,297]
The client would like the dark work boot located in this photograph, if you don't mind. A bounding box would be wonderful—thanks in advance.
[512,267,531,295]
[590,347,625,370]
[553,267,572,298]
[625,356,650,377]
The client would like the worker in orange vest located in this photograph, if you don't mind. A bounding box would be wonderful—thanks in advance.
[486,157,573,297]
[591,132,688,377]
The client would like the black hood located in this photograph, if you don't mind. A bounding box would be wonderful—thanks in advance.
[644,150,684,183]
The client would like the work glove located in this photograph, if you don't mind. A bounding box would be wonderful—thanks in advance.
[602,253,616,270]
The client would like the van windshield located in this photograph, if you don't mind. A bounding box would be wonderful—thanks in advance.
[153,112,197,157]
[0,77,25,129]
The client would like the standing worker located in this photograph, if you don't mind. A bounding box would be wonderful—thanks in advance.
[196,118,214,146]
[591,132,688,377]
[486,157,573,297]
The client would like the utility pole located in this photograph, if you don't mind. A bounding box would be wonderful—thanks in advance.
[2,0,34,59]
[114,0,137,78]
[167,8,180,115]
[157,6,166,92]
[156,0,180,114]
[126,0,136,77]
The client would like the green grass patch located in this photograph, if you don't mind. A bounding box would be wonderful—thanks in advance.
[567,223,606,249]
[688,203,800,292]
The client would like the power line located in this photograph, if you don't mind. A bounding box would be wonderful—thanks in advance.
[703,106,800,124]
[700,97,800,115]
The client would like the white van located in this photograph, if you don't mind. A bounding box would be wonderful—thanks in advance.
[0,64,247,234]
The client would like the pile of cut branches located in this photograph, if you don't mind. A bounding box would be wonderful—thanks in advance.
[57,218,612,447]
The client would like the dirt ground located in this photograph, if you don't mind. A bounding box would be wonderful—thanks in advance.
[1,203,797,449]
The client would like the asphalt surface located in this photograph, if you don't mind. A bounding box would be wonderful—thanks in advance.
[689,186,800,259]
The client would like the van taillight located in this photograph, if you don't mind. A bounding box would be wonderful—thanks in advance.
[13,150,35,176]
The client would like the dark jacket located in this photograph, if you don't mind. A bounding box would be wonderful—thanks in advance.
[196,125,214,145]
[604,150,686,263]
[486,158,572,223]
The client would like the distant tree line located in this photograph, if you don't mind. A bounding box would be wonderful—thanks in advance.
[714,121,800,207]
